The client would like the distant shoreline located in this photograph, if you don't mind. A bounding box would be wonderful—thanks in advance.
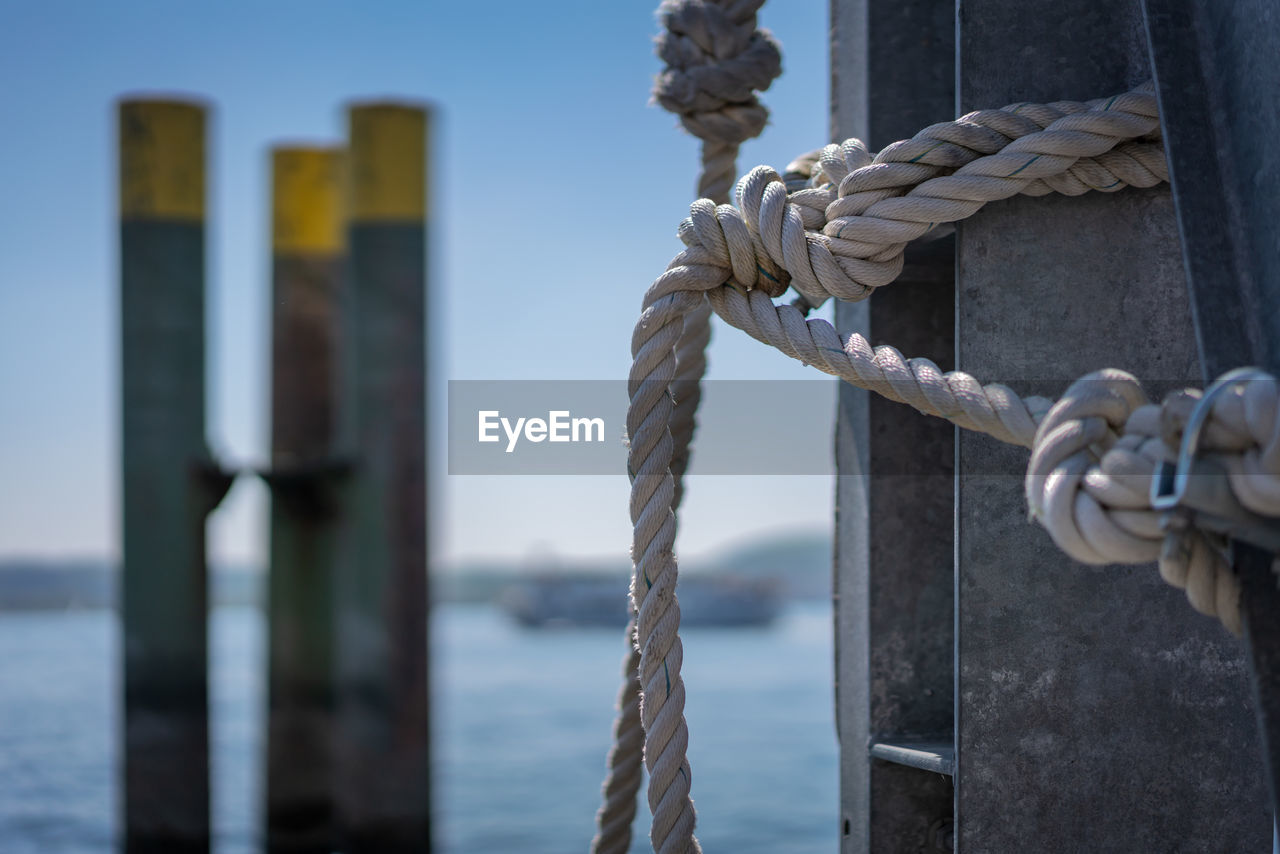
[0,562,261,611]
[0,532,832,612]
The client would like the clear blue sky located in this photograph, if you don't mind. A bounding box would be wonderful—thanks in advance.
[0,0,835,568]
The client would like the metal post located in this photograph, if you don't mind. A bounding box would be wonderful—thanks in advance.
[953,0,1268,849]
[1141,0,1280,830]
[264,146,347,853]
[334,103,432,852]
[119,98,231,853]
[830,1,956,851]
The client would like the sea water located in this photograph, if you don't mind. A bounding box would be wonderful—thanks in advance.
[0,602,837,853]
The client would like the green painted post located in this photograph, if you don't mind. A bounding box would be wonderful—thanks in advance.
[264,146,347,853]
[119,98,231,853]
[335,102,431,852]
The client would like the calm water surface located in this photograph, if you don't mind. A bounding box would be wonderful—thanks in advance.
[0,602,838,852]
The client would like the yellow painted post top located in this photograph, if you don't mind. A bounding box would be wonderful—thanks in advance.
[272,147,346,254]
[119,99,206,220]
[347,102,428,222]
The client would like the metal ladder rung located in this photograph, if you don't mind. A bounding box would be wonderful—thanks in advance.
[868,740,955,776]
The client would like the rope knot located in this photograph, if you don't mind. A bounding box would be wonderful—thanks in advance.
[653,0,782,147]
[680,192,789,297]
[1025,370,1249,634]
[1025,369,1151,558]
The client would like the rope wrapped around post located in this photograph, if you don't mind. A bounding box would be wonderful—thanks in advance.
[599,65,1280,851]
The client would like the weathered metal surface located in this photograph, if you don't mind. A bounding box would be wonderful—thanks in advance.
[832,1,957,851]
[265,147,346,854]
[334,105,432,853]
[119,99,219,853]
[1142,0,1280,825]
[955,0,1269,849]
[1141,0,1280,381]
[1239,544,1280,828]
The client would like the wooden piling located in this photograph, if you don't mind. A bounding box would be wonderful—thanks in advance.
[119,98,230,853]
[334,103,432,852]
[264,146,347,854]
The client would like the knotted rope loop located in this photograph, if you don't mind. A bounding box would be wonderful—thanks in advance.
[659,84,1170,314]
[791,84,1167,307]
[652,0,781,141]
[1153,376,1280,631]
[682,196,789,297]
[1023,370,1280,635]
[1024,378,1238,631]
[1025,370,1159,566]
[653,0,782,202]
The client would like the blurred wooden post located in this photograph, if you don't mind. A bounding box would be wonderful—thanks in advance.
[335,102,432,852]
[119,98,231,853]
[264,146,347,853]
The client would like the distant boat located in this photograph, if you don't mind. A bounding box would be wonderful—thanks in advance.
[500,573,780,629]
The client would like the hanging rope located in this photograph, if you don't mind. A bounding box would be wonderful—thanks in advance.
[593,3,780,853]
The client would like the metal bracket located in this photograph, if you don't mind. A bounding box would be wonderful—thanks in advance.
[259,456,355,521]
[1150,367,1280,553]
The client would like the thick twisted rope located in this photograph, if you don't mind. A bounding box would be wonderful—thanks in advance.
[1026,370,1280,635]
[659,85,1165,446]
[747,85,1165,307]
[604,75,1280,850]
[593,3,780,852]
[672,93,1276,632]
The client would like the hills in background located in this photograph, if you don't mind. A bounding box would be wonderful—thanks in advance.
[0,529,832,611]
[414,529,833,604]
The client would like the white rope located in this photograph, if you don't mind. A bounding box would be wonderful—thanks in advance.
[593,3,780,852]
[1026,370,1280,635]
[602,71,1280,851]
[596,7,1280,852]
